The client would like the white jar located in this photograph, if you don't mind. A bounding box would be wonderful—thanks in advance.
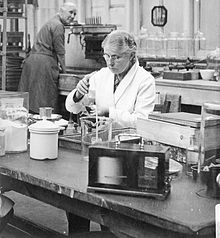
[28,119,60,160]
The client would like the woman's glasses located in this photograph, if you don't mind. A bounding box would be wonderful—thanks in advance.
[103,53,122,61]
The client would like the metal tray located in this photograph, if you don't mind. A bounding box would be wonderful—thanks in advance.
[58,127,137,151]
[59,132,82,151]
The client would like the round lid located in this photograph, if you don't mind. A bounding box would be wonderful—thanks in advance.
[29,119,60,132]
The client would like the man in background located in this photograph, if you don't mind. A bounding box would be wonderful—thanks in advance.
[18,2,77,114]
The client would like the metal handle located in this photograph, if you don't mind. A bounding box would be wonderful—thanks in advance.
[104,175,127,179]
[115,133,145,149]
[216,173,220,187]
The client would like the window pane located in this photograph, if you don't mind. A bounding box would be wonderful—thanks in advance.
[200,0,220,50]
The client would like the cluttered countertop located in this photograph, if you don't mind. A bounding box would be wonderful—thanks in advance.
[0,120,218,237]
[0,91,220,237]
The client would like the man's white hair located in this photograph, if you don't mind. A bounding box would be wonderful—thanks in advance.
[60,2,77,12]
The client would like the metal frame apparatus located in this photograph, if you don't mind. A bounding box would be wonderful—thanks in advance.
[66,23,116,64]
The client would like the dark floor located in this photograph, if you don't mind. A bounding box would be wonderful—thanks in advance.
[1,224,32,238]
[1,191,101,238]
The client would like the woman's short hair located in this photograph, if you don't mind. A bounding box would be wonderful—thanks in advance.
[102,30,137,54]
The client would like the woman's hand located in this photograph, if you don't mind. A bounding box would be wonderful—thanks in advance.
[75,72,97,100]
[76,76,89,98]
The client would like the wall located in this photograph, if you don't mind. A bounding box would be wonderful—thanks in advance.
[19,0,220,62]
[139,0,220,53]
[200,0,220,50]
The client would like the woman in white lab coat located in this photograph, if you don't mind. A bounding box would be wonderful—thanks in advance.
[65,30,156,128]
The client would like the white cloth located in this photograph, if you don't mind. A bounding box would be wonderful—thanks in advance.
[65,61,156,128]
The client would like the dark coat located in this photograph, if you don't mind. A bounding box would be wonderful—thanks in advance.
[18,15,65,114]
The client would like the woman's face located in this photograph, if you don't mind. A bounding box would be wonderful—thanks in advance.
[103,47,132,75]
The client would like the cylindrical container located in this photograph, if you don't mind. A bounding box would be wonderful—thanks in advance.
[0,92,29,153]
[85,89,96,113]
[0,128,6,156]
[155,91,161,104]
[97,156,123,185]
[39,107,53,119]
[28,119,60,160]
[207,166,220,198]
[80,116,112,160]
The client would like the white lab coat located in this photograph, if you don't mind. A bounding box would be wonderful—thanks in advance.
[65,60,156,128]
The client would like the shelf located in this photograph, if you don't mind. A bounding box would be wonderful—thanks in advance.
[0,13,25,18]
[0,0,27,91]
[0,7,6,12]
[0,47,23,51]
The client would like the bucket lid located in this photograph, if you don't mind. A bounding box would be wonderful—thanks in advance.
[29,119,60,132]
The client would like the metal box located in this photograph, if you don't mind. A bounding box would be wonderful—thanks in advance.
[88,142,171,200]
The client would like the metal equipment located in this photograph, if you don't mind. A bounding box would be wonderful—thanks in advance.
[88,139,171,200]
[66,20,116,64]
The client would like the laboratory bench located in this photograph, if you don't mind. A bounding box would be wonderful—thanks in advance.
[0,147,218,238]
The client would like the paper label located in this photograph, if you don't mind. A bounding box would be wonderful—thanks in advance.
[138,156,158,189]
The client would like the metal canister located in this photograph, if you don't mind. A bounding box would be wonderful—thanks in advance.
[28,119,60,160]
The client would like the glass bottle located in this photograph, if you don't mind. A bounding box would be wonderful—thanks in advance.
[178,32,194,59]
[137,27,148,57]
[155,31,167,58]
[186,134,198,176]
[167,32,179,58]
[194,31,206,58]
[146,33,156,57]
